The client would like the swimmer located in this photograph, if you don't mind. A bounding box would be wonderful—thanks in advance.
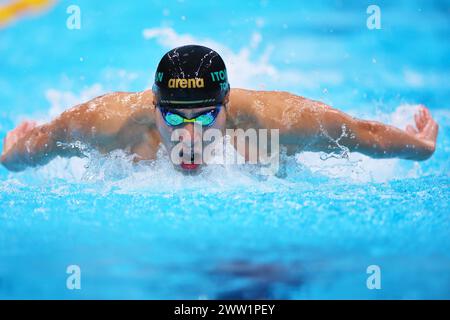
[1,45,439,173]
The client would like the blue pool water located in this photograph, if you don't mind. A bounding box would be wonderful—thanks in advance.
[0,0,449,299]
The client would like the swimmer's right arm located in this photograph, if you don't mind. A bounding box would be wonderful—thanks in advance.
[1,91,154,172]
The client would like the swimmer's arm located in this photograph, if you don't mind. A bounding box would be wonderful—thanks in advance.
[0,118,79,172]
[299,105,438,161]
[230,89,438,161]
[280,96,438,161]
[1,91,154,172]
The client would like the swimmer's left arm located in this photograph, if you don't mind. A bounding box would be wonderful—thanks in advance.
[230,89,438,161]
[300,103,438,161]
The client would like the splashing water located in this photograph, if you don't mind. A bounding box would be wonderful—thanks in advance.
[1,102,449,299]
[1,0,449,299]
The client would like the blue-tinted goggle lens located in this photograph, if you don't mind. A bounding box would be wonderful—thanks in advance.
[159,106,221,127]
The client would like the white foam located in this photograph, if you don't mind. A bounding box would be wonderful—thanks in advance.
[6,144,296,195]
[296,151,420,183]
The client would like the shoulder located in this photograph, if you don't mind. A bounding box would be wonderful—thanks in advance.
[60,90,156,136]
[228,88,314,114]
[90,90,154,119]
[227,88,315,127]
[227,88,337,139]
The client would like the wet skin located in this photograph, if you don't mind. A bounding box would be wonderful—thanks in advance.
[1,88,439,172]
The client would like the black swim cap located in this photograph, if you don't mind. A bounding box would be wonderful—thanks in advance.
[152,45,230,109]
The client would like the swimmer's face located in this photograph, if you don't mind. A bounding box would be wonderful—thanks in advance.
[155,102,227,173]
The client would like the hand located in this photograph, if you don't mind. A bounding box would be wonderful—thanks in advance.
[1,120,37,158]
[405,106,439,154]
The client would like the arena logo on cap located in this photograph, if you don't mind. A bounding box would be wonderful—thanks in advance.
[168,78,205,89]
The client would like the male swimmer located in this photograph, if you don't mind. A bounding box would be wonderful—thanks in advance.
[0,45,439,173]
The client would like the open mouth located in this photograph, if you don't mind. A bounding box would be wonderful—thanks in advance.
[180,162,200,170]
[179,151,200,171]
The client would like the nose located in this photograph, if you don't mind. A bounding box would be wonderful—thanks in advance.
[181,122,202,146]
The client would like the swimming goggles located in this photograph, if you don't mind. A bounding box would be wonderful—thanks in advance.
[158,105,222,127]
